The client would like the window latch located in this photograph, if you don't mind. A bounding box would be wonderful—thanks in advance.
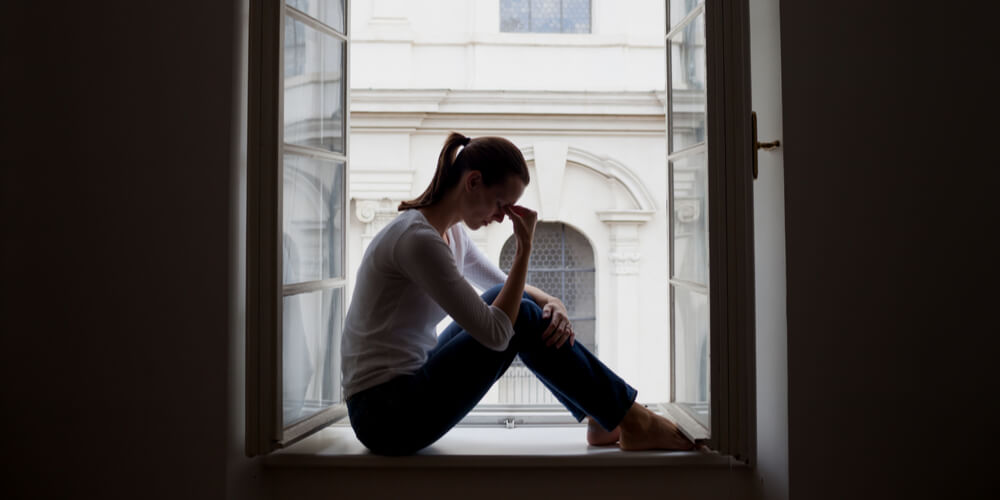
[501,417,523,429]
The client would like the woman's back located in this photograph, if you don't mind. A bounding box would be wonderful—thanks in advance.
[341,209,514,400]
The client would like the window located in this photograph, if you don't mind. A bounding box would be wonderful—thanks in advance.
[500,0,591,33]
[667,0,710,428]
[665,0,757,460]
[496,222,596,404]
[247,0,349,454]
[249,0,756,461]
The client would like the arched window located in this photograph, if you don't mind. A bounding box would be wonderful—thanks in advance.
[500,222,596,352]
[496,222,596,404]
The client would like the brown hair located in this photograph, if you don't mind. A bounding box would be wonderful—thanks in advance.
[398,132,529,211]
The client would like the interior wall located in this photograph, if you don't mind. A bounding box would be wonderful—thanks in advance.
[749,0,788,498]
[5,0,996,498]
[779,0,997,498]
[0,1,260,498]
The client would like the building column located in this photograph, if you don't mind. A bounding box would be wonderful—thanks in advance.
[598,210,654,392]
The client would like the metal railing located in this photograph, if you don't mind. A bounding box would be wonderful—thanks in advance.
[495,360,558,404]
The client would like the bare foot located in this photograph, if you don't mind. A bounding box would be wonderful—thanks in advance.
[618,403,694,451]
[586,417,621,446]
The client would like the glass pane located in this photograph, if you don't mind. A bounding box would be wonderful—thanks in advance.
[530,0,560,32]
[529,224,565,270]
[572,319,596,354]
[563,226,594,269]
[668,12,706,152]
[669,0,700,29]
[500,0,530,32]
[284,17,345,153]
[283,287,343,427]
[287,0,345,34]
[562,0,591,33]
[283,154,344,284]
[526,270,562,296]
[673,286,709,404]
[563,271,595,318]
[671,150,708,284]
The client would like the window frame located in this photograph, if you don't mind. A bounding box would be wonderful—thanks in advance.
[701,0,756,462]
[247,0,756,462]
[663,0,756,463]
[247,0,351,456]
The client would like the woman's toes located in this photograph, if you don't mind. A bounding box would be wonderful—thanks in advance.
[619,408,694,451]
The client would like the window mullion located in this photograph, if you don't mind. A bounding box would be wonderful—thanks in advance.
[666,2,705,39]
[285,5,348,41]
[283,279,346,296]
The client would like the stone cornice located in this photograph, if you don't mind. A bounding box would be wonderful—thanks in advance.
[352,32,665,49]
[596,210,657,223]
[351,89,667,116]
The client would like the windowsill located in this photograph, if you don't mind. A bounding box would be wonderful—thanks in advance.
[264,424,737,469]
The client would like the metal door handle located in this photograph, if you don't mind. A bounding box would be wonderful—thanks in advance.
[751,111,781,180]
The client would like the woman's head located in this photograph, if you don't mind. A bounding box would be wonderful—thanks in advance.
[399,132,530,229]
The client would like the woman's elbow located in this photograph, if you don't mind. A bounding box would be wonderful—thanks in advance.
[483,334,510,352]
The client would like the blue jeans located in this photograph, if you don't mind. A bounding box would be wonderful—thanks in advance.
[346,284,638,456]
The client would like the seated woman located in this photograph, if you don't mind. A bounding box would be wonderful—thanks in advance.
[341,132,694,456]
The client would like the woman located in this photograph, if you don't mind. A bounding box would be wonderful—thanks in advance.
[342,132,694,455]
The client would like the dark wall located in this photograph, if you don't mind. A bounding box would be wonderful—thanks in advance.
[4,0,998,498]
[0,1,251,498]
[779,1,998,498]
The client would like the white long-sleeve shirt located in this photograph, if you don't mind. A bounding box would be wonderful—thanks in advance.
[341,208,512,400]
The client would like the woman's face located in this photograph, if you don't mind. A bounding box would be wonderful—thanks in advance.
[461,171,525,230]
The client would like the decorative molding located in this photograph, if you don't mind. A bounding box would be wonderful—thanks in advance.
[522,145,660,212]
[352,32,666,49]
[351,89,668,117]
[674,198,701,223]
[608,251,642,276]
[597,209,657,223]
[354,198,402,253]
[601,217,650,276]
[349,169,415,200]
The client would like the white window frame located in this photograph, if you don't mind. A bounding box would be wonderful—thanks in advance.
[246,0,351,456]
[246,0,756,463]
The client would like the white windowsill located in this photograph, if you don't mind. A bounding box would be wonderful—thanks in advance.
[264,424,736,469]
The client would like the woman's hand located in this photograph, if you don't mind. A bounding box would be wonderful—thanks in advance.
[504,205,537,253]
[541,298,575,348]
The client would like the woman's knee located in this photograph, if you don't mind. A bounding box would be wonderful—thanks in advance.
[513,297,549,336]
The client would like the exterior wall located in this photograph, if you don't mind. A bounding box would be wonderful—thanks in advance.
[347,0,672,402]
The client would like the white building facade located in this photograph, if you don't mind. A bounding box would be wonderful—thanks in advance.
[347,0,676,403]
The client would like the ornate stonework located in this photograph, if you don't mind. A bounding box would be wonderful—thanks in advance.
[598,210,654,276]
[354,198,401,251]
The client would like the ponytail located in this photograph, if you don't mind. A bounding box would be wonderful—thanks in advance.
[398,132,529,211]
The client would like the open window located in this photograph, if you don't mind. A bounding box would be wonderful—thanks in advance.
[246,0,350,455]
[247,0,755,461]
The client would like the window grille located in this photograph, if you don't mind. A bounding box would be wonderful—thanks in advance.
[497,222,596,404]
[500,0,591,34]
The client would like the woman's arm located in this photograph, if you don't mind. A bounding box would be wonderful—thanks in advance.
[395,225,516,351]
[491,205,536,324]
[523,284,555,307]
